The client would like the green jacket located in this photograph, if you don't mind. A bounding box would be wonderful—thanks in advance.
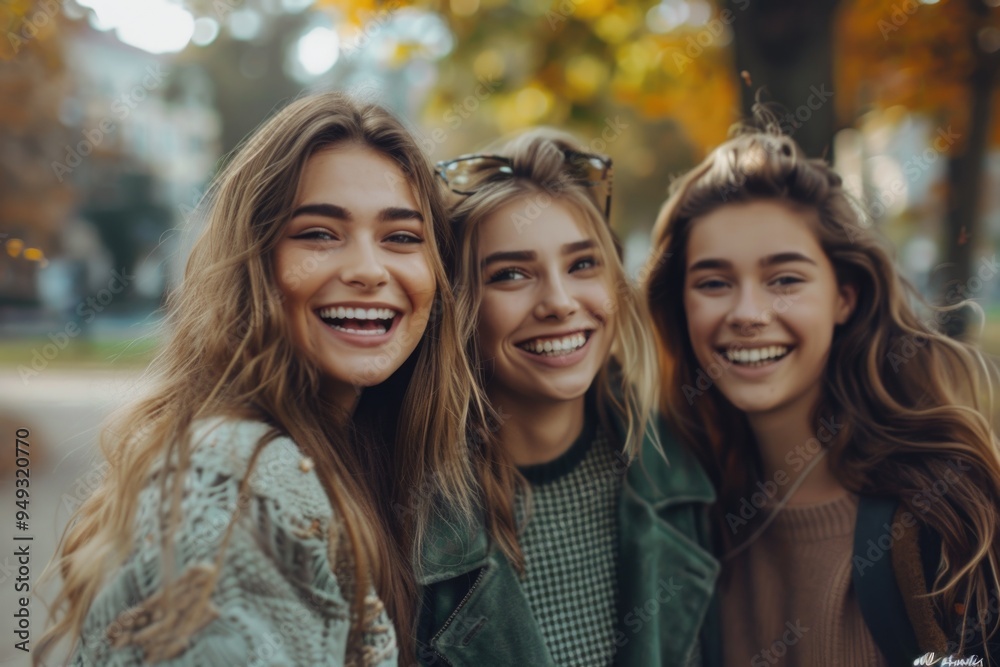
[415,414,720,667]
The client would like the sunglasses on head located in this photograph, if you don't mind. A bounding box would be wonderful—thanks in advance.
[434,150,614,219]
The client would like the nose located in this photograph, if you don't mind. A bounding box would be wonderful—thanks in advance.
[534,273,578,320]
[340,238,389,289]
[726,282,770,334]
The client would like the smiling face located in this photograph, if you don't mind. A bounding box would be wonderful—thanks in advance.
[682,199,856,419]
[475,197,614,408]
[273,143,435,408]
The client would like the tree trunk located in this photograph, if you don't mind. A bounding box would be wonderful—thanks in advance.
[725,0,840,159]
[937,2,998,338]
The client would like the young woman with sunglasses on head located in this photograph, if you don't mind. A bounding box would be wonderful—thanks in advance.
[415,129,719,667]
[36,92,483,667]
[645,122,1000,666]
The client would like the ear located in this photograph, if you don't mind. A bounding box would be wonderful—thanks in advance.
[835,282,858,325]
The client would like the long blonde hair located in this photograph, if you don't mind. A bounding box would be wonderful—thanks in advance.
[37,92,481,665]
[447,128,659,568]
[646,124,1000,653]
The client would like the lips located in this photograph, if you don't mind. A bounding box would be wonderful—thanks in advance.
[517,330,592,357]
[316,305,399,336]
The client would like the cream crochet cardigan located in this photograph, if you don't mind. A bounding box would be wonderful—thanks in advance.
[71,418,398,666]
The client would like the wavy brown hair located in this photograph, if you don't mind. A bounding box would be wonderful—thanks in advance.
[645,124,1000,655]
[37,92,481,665]
[447,128,660,569]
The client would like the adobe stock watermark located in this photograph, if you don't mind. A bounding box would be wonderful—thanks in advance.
[682,290,804,405]
[852,459,972,577]
[345,306,437,391]
[751,620,810,665]
[774,85,834,137]
[545,0,586,30]
[886,253,997,371]
[877,0,922,41]
[17,268,134,383]
[339,0,402,58]
[407,71,503,158]
[6,0,60,56]
[616,578,685,651]
[849,125,960,237]
[212,0,243,20]
[508,115,629,235]
[670,0,751,74]
[51,65,168,182]
[725,415,843,533]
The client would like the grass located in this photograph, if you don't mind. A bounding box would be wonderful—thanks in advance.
[0,336,162,370]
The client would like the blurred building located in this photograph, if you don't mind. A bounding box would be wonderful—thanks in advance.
[1,23,221,313]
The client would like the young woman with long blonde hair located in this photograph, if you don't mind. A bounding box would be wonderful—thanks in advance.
[416,129,719,667]
[37,92,481,666]
[646,122,1000,665]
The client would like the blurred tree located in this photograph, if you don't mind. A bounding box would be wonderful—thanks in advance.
[323,0,998,337]
[315,0,740,233]
[838,0,1000,335]
[0,0,75,303]
[170,9,308,159]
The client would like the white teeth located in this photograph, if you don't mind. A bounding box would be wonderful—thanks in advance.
[520,333,588,356]
[317,306,398,320]
[330,324,387,335]
[724,345,790,365]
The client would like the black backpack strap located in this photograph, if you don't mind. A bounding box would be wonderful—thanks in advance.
[853,495,922,666]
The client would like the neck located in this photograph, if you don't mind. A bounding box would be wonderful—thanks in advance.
[490,391,586,467]
[746,394,846,506]
[322,378,360,416]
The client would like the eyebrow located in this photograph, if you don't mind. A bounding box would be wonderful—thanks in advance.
[480,239,597,268]
[688,251,818,272]
[563,239,596,254]
[482,250,535,267]
[290,203,423,223]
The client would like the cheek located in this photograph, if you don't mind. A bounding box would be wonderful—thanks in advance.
[683,294,711,338]
[398,253,436,309]
[477,295,508,348]
[273,250,306,303]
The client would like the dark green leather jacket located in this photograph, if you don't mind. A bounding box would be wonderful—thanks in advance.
[414,413,720,667]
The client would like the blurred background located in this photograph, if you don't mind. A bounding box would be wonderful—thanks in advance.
[0,0,998,663]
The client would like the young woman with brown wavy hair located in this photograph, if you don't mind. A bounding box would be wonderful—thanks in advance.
[36,92,482,666]
[645,123,1000,666]
[416,129,719,667]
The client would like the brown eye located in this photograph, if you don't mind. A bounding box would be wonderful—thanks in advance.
[386,232,423,244]
[294,229,337,241]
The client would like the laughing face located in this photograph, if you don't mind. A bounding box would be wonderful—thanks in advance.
[476,197,614,407]
[273,143,435,408]
[682,199,856,419]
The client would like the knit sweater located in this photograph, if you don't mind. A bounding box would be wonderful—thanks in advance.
[720,493,887,667]
[71,418,398,667]
[515,415,622,667]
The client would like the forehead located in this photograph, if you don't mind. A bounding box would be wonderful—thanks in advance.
[476,197,593,254]
[686,200,824,265]
[296,143,419,211]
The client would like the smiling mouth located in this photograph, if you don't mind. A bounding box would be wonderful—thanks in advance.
[721,345,793,367]
[317,306,399,336]
[517,331,592,357]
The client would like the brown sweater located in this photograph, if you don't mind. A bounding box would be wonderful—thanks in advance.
[720,493,889,667]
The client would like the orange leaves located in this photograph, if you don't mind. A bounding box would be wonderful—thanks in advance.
[836,0,999,148]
